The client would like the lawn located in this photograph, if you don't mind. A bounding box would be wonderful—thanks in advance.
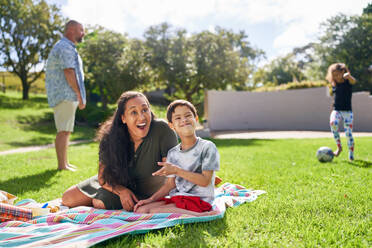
[0,91,167,151]
[0,92,371,247]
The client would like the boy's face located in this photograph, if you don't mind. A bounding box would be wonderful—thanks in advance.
[169,105,198,137]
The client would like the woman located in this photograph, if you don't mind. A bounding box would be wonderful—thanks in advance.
[61,91,178,211]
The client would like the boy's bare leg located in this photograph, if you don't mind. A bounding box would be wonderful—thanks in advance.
[135,201,166,213]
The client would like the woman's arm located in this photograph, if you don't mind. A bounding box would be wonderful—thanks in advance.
[98,162,138,211]
[154,162,213,187]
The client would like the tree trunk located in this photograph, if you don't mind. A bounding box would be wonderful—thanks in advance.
[21,74,29,100]
[98,83,107,110]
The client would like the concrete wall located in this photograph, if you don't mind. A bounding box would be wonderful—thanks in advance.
[205,87,372,131]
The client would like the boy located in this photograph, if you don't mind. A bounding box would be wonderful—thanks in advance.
[134,100,220,216]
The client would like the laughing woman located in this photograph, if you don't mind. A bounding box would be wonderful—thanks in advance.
[61,91,178,211]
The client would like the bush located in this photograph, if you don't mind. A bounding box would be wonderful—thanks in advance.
[75,104,114,127]
[253,80,329,92]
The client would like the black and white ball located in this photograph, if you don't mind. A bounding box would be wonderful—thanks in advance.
[316,147,334,162]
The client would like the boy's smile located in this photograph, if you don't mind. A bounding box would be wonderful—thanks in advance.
[170,105,198,137]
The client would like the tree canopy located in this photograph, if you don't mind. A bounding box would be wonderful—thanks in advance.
[144,23,264,107]
[0,0,64,99]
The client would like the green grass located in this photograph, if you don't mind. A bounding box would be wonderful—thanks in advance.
[0,138,371,247]
[0,91,371,247]
[0,91,169,151]
[0,91,95,151]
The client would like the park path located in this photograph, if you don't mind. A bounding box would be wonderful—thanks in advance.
[0,139,91,156]
[1,131,372,156]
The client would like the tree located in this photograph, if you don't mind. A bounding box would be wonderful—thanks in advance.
[144,23,264,108]
[79,26,151,109]
[0,0,64,99]
[253,55,306,86]
[316,12,372,92]
[286,5,372,92]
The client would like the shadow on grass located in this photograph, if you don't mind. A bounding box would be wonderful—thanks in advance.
[0,169,58,195]
[163,216,228,247]
[16,112,54,125]
[8,137,55,147]
[0,94,48,109]
[93,214,227,247]
[212,138,274,147]
[347,159,372,168]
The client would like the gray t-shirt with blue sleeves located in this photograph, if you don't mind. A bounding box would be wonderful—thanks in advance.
[45,37,86,108]
[166,137,220,204]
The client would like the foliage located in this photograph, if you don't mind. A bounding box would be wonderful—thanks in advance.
[290,8,372,93]
[79,26,153,109]
[0,71,46,93]
[144,23,264,110]
[252,80,329,92]
[0,0,64,99]
[253,54,306,86]
[259,4,372,93]
[317,13,372,92]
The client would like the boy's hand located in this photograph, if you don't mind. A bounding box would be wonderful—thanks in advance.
[133,198,154,212]
[153,162,179,176]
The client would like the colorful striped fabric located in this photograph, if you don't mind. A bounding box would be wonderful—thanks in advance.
[0,183,265,248]
[0,203,32,222]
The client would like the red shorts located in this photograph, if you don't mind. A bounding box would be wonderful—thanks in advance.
[160,195,212,213]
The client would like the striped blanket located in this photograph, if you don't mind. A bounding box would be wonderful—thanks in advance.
[0,183,265,248]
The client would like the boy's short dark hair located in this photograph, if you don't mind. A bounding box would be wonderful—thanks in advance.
[167,100,197,123]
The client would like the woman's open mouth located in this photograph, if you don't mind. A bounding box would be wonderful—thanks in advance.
[137,123,147,130]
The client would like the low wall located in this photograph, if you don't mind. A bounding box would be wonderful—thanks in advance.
[205,87,372,132]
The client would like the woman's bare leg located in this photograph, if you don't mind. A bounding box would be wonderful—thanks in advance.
[150,203,219,216]
[62,185,93,207]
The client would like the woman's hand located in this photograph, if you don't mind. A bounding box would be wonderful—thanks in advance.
[133,198,154,212]
[153,162,179,176]
[116,187,139,211]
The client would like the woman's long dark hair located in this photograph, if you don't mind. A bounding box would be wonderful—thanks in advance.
[96,91,154,189]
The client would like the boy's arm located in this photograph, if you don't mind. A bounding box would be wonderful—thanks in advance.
[134,177,175,211]
[154,162,213,187]
[148,177,175,201]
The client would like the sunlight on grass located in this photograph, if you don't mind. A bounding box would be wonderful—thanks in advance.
[0,137,370,247]
[0,91,168,151]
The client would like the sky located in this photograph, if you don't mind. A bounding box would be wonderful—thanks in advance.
[49,0,370,63]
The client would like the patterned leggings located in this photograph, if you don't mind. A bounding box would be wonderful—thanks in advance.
[329,110,354,160]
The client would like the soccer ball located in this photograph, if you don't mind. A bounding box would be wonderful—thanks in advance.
[316,147,334,162]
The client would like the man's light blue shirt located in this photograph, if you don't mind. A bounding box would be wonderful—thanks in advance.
[45,37,86,108]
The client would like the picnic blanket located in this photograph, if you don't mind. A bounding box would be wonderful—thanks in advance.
[0,183,266,248]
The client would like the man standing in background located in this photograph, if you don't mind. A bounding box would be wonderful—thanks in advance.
[45,20,86,171]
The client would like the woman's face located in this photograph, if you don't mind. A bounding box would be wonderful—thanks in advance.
[121,96,152,142]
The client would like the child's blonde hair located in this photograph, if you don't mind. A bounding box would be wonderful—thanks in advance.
[325,63,347,83]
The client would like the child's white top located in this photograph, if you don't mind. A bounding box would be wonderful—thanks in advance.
[166,137,220,204]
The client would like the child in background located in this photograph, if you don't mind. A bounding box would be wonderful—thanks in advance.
[326,63,357,161]
[134,100,220,216]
